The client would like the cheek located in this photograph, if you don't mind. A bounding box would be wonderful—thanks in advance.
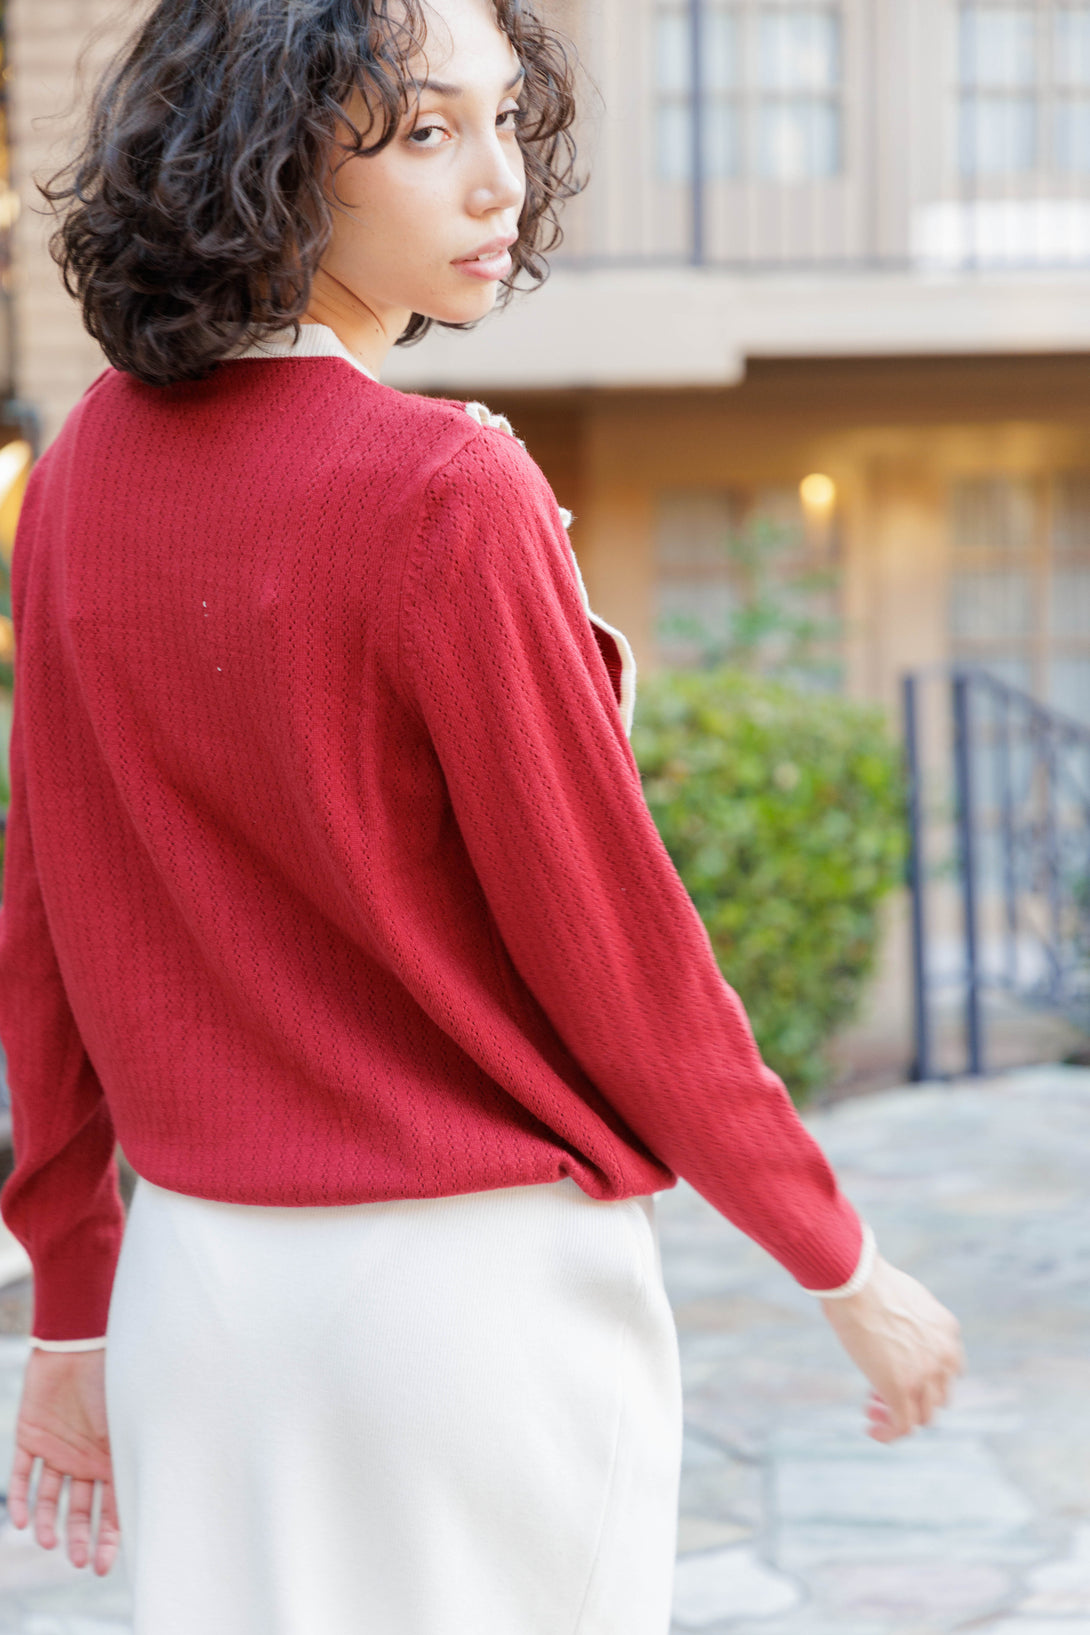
[340,156,443,254]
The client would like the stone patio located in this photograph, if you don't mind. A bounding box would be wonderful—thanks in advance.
[660,1064,1090,1635]
[0,1063,1087,1634]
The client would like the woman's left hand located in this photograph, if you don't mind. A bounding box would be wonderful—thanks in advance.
[7,1347,121,1575]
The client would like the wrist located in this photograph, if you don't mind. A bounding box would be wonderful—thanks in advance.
[820,1251,890,1315]
[808,1221,878,1301]
[30,1335,108,1353]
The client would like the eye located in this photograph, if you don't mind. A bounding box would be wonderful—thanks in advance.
[498,106,525,131]
[407,122,448,147]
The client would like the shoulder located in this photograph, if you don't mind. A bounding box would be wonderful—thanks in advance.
[414,396,560,529]
[292,372,553,518]
[45,365,123,448]
[405,399,579,614]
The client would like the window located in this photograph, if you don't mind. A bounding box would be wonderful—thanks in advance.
[959,2,1090,175]
[757,7,841,180]
[654,490,746,664]
[654,2,842,183]
[655,4,741,180]
[1054,4,1090,167]
[947,474,1090,721]
[654,486,842,687]
[1048,475,1090,715]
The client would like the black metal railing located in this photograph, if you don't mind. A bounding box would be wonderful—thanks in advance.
[904,665,1090,1081]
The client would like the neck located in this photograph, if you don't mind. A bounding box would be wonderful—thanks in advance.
[301,274,410,382]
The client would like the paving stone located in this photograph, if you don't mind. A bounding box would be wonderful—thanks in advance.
[681,1428,732,1468]
[678,1427,763,1536]
[713,1619,888,1635]
[676,1518,754,1554]
[973,1621,1090,1635]
[671,1545,802,1628]
[672,1294,805,1335]
[0,1227,30,1292]
[0,1517,131,1603]
[666,1065,1090,1634]
[773,1434,1034,1533]
[0,1339,29,1502]
[1018,1526,1090,1616]
[0,1280,33,1340]
[776,1532,1051,1579]
[19,1620,131,1635]
[806,1557,1013,1622]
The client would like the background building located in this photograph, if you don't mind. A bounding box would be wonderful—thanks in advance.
[4,0,130,450]
[3,0,1090,1085]
[10,0,1090,724]
[384,0,1090,734]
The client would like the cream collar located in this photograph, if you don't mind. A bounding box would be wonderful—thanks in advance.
[226,321,379,382]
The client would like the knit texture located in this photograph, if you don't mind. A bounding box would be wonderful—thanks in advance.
[0,351,864,1342]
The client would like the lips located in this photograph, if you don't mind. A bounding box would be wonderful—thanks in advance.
[454,233,518,264]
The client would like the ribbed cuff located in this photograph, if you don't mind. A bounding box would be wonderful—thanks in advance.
[28,1215,123,1345]
[802,1220,877,1298]
[30,1335,108,1352]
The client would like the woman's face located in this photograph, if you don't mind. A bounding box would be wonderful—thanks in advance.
[313,0,527,360]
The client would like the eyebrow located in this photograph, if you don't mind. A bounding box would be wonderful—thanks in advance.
[411,65,526,97]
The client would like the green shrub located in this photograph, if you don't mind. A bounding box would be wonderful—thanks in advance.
[631,668,906,1100]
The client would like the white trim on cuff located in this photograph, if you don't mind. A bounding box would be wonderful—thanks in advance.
[803,1221,877,1298]
[30,1335,108,1352]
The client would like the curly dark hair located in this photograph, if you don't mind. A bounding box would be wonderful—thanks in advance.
[39,0,585,386]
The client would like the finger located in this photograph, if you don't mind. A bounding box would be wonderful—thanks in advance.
[864,1394,901,1442]
[909,1372,941,1427]
[66,1477,96,1569]
[32,1463,65,1550]
[866,1404,903,1443]
[93,1480,122,1576]
[882,1393,915,1432]
[7,1446,36,1528]
[931,1366,957,1416]
[885,1390,918,1439]
[866,1417,897,1441]
[915,1378,938,1427]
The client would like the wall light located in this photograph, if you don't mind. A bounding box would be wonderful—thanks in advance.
[0,438,31,505]
[0,440,33,570]
[799,472,836,511]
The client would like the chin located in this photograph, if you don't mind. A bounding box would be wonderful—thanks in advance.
[430,285,503,325]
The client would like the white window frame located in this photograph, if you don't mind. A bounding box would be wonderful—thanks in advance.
[956,0,1090,178]
[652,0,845,184]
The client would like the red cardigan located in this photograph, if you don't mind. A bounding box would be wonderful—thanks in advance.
[0,340,866,1342]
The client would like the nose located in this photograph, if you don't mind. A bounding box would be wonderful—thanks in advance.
[465,125,525,221]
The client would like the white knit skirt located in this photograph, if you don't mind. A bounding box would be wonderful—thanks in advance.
[104,1172,684,1635]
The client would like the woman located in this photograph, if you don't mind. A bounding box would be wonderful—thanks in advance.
[0,0,964,1628]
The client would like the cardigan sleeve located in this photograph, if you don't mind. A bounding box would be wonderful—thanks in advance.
[399,428,871,1294]
[0,468,125,1345]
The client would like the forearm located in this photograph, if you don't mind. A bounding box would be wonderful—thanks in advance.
[0,665,125,1342]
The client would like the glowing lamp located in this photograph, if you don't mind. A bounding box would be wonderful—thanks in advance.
[799,472,836,511]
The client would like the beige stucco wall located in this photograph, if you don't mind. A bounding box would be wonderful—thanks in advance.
[7,0,147,450]
[484,355,1090,718]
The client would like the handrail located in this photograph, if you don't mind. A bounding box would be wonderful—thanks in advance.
[904,665,1090,1080]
